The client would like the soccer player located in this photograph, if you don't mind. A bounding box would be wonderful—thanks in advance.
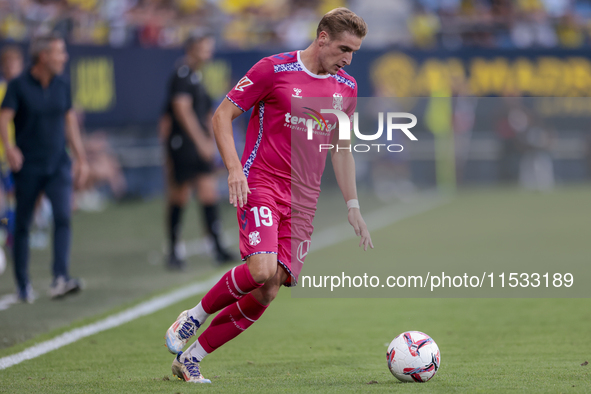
[165,8,372,383]
[162,32,235,270]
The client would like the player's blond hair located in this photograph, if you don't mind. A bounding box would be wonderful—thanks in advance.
[316,7,368,40]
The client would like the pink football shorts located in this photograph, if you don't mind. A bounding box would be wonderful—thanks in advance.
[237,185,314,287]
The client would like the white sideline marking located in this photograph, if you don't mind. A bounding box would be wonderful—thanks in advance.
[0,275,221,371]
[0,194,448,370]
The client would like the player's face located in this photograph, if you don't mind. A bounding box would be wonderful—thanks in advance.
[319,31,362,75]
[43,39,68,76]
[1,52,23,81]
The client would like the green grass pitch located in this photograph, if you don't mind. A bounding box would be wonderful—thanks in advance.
[0,186,590,393]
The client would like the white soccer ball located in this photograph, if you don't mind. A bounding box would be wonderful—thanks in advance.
[387,331,441,383]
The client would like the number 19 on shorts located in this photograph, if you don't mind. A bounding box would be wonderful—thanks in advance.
[251,206,273,227]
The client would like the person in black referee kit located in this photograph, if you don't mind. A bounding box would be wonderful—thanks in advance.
[0,33,88,303]
[161,32,235,270]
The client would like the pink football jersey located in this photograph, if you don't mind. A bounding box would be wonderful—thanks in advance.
[226,51,357,214]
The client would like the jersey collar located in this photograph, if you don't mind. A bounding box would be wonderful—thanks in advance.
[297,51,331,79]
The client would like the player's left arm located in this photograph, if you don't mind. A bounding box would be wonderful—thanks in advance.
[330,133,374,251]
[65,109,89,189]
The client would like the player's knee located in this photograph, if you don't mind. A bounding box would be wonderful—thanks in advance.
[196,177,217,204]
[168,188,189,206]
[197,189,216,205]
[251,264,277,284]
[247,256,277,284]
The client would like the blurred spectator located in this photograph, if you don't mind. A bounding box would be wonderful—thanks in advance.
[275,3,317,49]
[3,0,591,49]
[82,131,126,198]
[0,44,22,255]
[452,78,477,184]
[349,0,412,48]
[510,0,558,48]
[74,129,127,211]
[408,4,441,48]
[518,122,555,191]
[555,13,584,47]
[62,109,126,211]
[0,44,23,81]
[495,92,527,184]
[494,91,554,190]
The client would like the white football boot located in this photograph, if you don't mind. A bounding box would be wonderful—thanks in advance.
[165,310,200,354]
[171,351,211,384]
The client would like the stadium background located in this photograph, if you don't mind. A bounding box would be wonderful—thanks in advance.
[1,0,591,392]
[3,0,591,197]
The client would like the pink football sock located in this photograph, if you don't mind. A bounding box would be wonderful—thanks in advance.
[197,292,268,353]
[201,264,263,315]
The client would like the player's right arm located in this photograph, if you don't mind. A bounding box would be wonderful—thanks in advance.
[213,57,274,208]
[212,99,247,208]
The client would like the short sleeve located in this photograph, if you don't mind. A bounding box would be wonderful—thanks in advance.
[1,80,19,112]
[226,57,274,112]
[170,67,194,97]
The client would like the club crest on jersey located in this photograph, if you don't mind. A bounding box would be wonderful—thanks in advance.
[332,93,343,111]
[249,231,261,246]
[235,76,253,92]
[292,88,302,98]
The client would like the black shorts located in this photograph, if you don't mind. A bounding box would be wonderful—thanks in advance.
[167,132,213,184]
